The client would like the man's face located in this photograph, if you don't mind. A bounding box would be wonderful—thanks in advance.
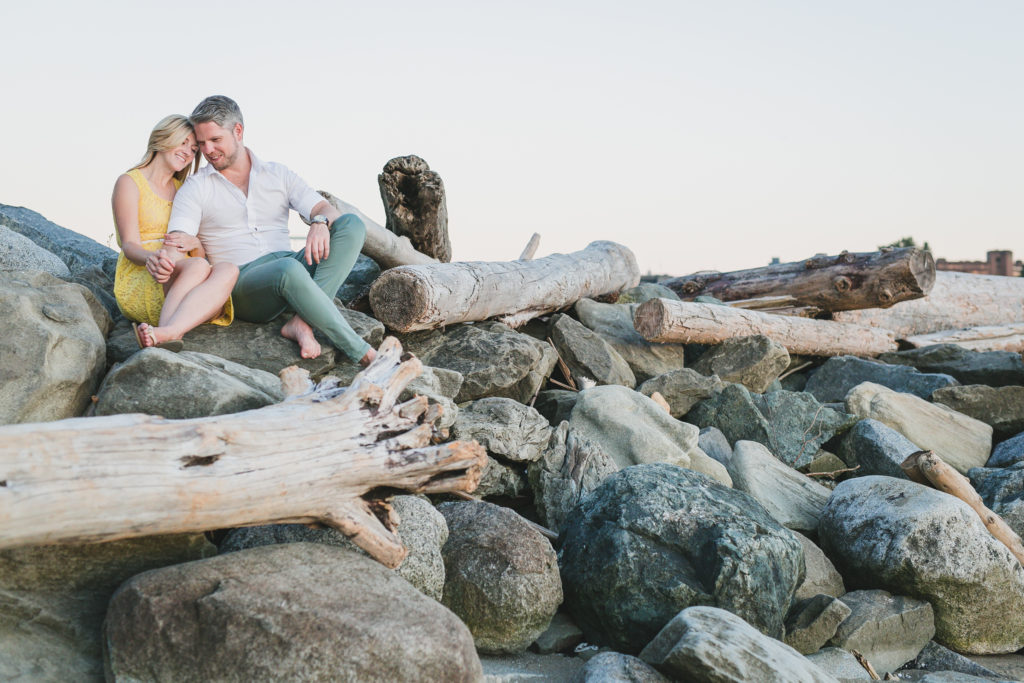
[195,121,243,172]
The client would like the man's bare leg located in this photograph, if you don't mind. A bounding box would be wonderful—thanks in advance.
[280,314,321,359]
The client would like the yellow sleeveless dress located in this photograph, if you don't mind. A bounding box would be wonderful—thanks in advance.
[113,168,233,326]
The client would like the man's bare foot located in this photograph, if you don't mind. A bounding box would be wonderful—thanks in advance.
[359,347,377,367]
[280,315,321,359]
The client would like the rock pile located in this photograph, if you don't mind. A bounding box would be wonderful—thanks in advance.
[2,202,1024,682]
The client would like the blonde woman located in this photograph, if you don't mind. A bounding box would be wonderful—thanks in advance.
[112,115,237,349]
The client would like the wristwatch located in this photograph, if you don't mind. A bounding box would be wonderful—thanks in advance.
[310,214,330,228]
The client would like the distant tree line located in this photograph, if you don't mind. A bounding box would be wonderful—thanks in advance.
[879,237,931,252]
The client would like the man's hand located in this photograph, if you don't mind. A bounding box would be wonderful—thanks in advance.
[163,231,201,253]
[305,222,331,265]
[146,249,176,283]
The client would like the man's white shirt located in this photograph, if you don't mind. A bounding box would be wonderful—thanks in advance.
[167,149,322,266]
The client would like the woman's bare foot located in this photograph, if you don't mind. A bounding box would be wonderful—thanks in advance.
[359,347,377,367]
[281,315,321,359]
[135,323,184,352]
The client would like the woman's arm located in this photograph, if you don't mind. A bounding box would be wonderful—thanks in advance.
[111,174,152,266]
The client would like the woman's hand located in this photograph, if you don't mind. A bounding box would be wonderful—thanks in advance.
[146,249,176,283]
[163,231,201,253]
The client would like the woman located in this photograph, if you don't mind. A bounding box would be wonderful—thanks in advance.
[112,115,237,349]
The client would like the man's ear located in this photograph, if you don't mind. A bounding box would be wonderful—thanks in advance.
[234,122,244,141]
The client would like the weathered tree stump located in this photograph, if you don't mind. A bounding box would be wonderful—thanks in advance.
[633,298,897,357]
[369,240,641,332]
[661,248,935,313]
[378,155,451,262]
[0,337,486,568]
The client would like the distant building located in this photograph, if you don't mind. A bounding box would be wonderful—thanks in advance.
[935,250,1022,277]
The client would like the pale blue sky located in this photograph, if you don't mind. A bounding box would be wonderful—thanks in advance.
[2,1,1021,274]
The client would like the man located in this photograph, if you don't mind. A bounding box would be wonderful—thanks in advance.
[164,95,375,365]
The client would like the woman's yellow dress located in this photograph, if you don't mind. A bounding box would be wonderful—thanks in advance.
[113,168,233,326]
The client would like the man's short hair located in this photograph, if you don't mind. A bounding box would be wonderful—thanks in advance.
[191,95,244,130]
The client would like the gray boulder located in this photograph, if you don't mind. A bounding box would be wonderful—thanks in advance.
[480,651,584,681]
[533,611,584,654]
[617,283,680,303]
[837,418,919,479]
[574,298,687,382]
[728,440,831,535]
[805,355,958,403]
[0,225,71,277]
[911,641,1005,680]
[793,531,846,601]
[476,455,529,498]
[0,535,214,682]
[784,594,852,655]
[439,501,562,654]
[559,464,804,653]
[0,271,106,424]
[969,462,1024,539]
[0,204,120,317]
[691,335,790,393]
[932,384,1024,442]
[988,431,1024,468]
[638,606,839,683]
[698,426,733,469]
[104,543,481,681]
[549,313,636,387]
[402,321,557,403]
[528,424,619,534]
[828,589,935,674]
[636,367,724,418]
[805,648,873,681]
[573,652,670,682]
[688,384,855,468]
[451,397,552,463]
[819,476,1024,654]
[219,495,448,601]
[335,253,381,303]
[569,384,731,485]
[879,344,1024,387]
[95,349,283,418]
[107,306,384,377]
[401,364,463,429]
[534,389,578,426]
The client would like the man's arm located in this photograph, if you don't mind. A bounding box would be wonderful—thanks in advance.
[303,200,343,265]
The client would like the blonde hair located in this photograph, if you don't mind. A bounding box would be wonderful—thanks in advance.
[133,115,199,182]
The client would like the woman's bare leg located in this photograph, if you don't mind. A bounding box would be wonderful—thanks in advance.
[159,257,211,325]
[141,263,239,345]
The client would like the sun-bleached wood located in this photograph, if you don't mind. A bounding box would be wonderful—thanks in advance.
[0,337,486,568]
[903,322,1024,352]
[661,248,935,313]
[313,190,438,269]
[633,298,898,357]
[368,240,641,332]
[519,233,541,261]
[834,271,1024,338]
[902,450,1024,566]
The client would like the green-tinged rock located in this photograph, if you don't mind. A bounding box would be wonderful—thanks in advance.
[691,335,789,393]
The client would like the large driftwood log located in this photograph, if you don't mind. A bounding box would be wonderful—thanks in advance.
[902,450,1024,566]
[378,155,451,262]
[0,338,485,568]
[834,271,1024,338]
[633,298,897,356]
[368,240,641,332]
[661,248,935,313]
[903,322,1024,352]
[316,190,438,269]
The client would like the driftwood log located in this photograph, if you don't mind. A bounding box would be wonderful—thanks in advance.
[0,338,486,568]
[633,298,898,356]
[378,155,451,262]
[902,450,1024,566]
[834,271,1024,338]
[903,322,1024,352]
[661,248,935,313]
[368,240,641,332]
[315,190,438,269]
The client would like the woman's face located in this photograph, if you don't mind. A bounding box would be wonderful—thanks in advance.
[162,133,198,172]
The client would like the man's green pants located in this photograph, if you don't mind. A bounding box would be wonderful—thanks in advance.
[230,214,371,362]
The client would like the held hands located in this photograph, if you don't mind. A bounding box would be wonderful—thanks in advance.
[145,249,176,283]
[162,232,201,253]
[305,222,331,265]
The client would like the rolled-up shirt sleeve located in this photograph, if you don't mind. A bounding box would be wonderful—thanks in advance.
[167,177,203,236]
[285,168,325,221]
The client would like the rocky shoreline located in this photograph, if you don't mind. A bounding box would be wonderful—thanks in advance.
[2,202,1024,682]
